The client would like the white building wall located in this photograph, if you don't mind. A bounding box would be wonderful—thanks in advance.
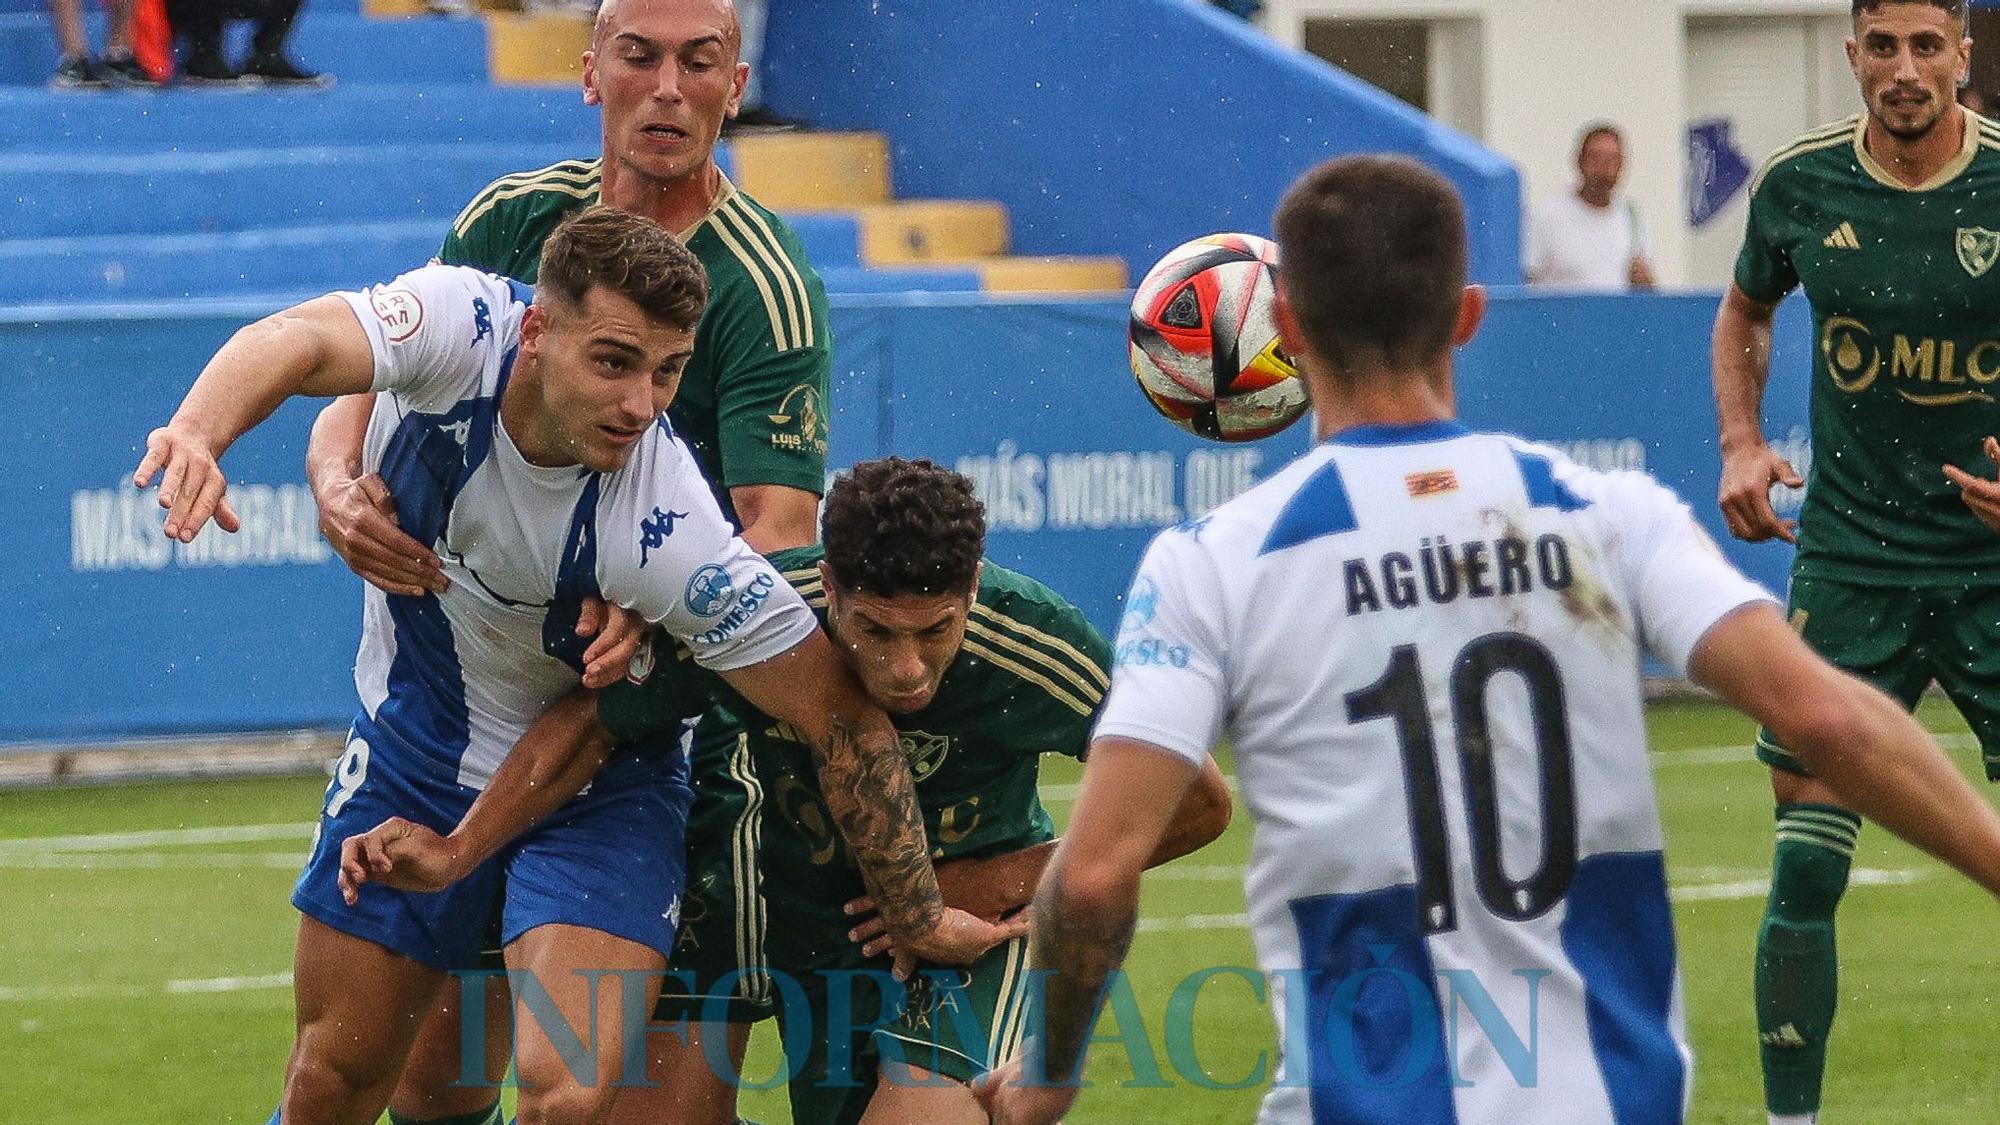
[1261,0,1855,288]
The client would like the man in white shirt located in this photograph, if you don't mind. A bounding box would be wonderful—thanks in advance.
[1526,122,1658,290]
[133,207,1013,1125]
[975,154,2000,1125]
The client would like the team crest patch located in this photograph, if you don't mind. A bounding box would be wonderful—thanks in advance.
[766,383,829,455]
[1406,469,1459,498]
[1957,227,2000,278]
[369,288,424,343]
[685,564,735,617]
[899,730,952,781]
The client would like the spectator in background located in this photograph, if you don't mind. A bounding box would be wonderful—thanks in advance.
[48,0,160,88]
[168,0,329,85]
[1525,121,1657,291]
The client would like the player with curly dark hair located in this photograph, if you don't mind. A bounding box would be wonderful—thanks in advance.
[821,456,986,599]
[343,457,1234,1124]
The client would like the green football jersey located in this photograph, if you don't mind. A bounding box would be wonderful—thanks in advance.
[439,159,833,523]
[598,546,1112,970]
[1736,113,2000,585]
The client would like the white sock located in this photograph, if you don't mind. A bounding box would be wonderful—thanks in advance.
[1770,1114,1817,1125]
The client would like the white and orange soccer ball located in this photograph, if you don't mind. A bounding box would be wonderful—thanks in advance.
[1128,232,1307,443]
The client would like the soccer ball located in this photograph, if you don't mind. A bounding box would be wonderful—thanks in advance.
[1128,233,1307,442]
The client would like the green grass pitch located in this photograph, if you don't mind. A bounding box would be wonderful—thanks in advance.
[3,700,1997,1122]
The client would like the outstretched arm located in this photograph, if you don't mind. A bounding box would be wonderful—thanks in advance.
[136,295,377,542]
[976,737,1200,1125]
[1693,603,2000,895]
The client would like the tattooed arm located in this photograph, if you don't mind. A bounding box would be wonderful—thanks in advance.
[976,736,1201,1124]
[719,629,1025,970]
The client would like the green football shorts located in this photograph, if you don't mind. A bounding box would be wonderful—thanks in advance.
[1756,575,2000,780]
[655,726,777,1024]
[779,935,1035,1125]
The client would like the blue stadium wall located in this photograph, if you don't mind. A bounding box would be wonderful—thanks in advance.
[760,0,1523,286]
[4,293,1811,744]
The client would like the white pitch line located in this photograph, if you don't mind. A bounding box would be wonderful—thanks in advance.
[165,972,294,995]
[1132,868,1934,933]
[0,823,314,854]
[0,851,304,870]
[1146,865,1250,881]
[0,971,293,1004]
[1672,867,1931,903]
[1045,732,1982,799]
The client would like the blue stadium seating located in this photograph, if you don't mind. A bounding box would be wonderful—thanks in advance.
[0,4,999,303]
[0,13,487,87]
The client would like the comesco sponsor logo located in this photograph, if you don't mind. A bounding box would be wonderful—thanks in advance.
[695,572,777,646]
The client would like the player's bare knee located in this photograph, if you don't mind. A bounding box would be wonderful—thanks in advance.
[516,1078,618,1125]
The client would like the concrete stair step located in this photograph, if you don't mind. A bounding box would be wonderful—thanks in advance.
[483,12,591,85]
[879,254,1129,293]
[726,131,891,210]
[840,200,1011,264]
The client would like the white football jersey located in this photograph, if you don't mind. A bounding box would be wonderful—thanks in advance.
[335,264,817,789]
[1097,420,1772,1125]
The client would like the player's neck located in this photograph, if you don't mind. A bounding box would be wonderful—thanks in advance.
[1575,184,1614,209]
[599,156,724,237]
[1863,103,1966,187]
[1309,364,1457,443]
[498,358,580,470]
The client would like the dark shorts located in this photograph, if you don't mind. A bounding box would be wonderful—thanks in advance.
[654,721,777,1024]
[293,717,693,970]
[1756,576,2000,780]
[780,937,1035,1125]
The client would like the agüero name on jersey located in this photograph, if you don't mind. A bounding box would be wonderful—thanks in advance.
[1343,533,1574,616]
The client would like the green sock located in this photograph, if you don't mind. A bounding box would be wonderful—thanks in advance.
[386,1104,504,1125]
[1755,802,1859,1117]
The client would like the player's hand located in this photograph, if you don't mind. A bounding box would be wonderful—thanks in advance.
[885,907,1031,981]
[575,598,646,689]
[844,858,1010,956]
[337,816,467,903]
[1943,435,2000,534]
[133,425,241,543]
[1717,442,1803,543]
[314,472,447,597]
[974,1056,1076,1125]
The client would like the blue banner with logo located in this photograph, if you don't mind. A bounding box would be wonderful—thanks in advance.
[1,291,1810,744]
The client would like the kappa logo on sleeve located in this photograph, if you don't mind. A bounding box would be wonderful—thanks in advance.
[369,289,425,343]
[471,297,493,347]
[639,507,687,568]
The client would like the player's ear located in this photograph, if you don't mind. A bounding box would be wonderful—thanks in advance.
[1273,282,1309,367]
[1451,285,1487,348]
[727,61,748,119]
[582,51,602,106]
[521,303,548,355]
[817,561,842,615]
